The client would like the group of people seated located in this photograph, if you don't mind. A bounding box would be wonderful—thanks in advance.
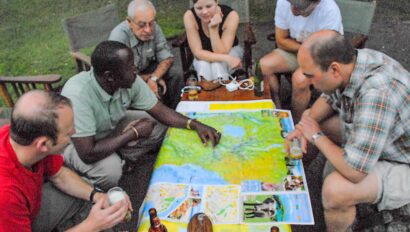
[0,0,408,231]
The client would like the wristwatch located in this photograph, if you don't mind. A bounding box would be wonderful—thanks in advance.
[150,75,159,82]
[89,186,104,202]
[311,131,325,144]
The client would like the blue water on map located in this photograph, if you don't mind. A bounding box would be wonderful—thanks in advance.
[223,125,245,138]
[281,194,312,223]
[150,164,227,185]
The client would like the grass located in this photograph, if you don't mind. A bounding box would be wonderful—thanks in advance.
[0,0,186,94]
[1,0,408,106]
[0,0,277,107]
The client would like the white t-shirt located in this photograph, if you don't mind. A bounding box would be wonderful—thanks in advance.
[275,0,343,43]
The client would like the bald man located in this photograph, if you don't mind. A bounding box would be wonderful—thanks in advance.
[0,91,130,232]
[109,0,182,109]
[287,30,410,231]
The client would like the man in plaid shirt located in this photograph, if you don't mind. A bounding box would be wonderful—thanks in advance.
[287,30,410,231]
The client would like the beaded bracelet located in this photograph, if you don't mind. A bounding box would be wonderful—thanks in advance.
[186,119,192,130]
[131,126,139,139]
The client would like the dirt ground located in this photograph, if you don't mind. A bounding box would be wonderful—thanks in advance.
[117,1,410,231]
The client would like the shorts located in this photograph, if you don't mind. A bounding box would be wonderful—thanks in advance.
[275,48,299,71]
[193,45,244,81]
[323,160,410,211]
[372,161,410,211]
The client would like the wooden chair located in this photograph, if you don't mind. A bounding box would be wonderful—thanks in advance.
[62,4,120,73]
[0,74,62,107]
[267,0,377,108]
[336,0,376,48]
[171,0,256,81]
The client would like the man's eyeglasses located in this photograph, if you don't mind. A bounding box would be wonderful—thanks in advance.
[130,19,156,30]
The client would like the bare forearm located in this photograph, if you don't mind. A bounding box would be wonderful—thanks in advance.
[152,58,173,79]
[73,130,136,164]
[308,97,335,123]
[50,167,93,201]
[192,49,231,63]
[209,28,230,54]
[314,136,366,183]
[276,38,300,53]
[148,102,190,128]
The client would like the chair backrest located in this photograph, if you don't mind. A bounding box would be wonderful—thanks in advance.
[0,75,62,107]
[63,4,120,52]
[336,0,376,36]
[189,0,250,24]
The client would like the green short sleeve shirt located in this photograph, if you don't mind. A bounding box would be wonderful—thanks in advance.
[108,21,173,71]
[61,70,158,140]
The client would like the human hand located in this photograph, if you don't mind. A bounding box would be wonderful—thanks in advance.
[123,192,134,213]
[208,7,223,28]
[84,195,128,231]
[157,79,167,95]
[191,120,221,147]
[147,79,161,99]
[296,115,322,143]
[285,129,307,155]
[122,118,157,139]
[227,56,242,69]
[92,192,110,208]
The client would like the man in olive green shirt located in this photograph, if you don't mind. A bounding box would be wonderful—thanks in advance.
[62,41,220,190]
[109,0,182,109]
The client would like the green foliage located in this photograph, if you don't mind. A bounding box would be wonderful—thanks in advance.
[0,0,185,93]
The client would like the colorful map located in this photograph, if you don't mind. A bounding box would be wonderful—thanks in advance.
[137,101,313,232]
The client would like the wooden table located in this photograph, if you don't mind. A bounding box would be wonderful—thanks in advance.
[181,76,271,101]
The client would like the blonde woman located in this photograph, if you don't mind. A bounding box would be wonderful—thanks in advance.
[184,0,243,86]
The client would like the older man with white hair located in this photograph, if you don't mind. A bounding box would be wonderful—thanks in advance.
[109,0,182,109]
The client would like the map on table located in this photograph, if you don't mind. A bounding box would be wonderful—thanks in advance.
[137,102,314,232]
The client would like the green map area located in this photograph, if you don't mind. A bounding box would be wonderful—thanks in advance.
[156,110,288,185]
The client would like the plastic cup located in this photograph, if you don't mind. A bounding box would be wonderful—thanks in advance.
[107,187,132,221]
[107,187,125,205]
[188,89,199,101]
[290,138,303,160]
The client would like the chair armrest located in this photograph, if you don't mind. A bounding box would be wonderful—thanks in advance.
[0,74,61,84]
[171,32,188,48]
[243,23,256,45]
[0,75,62,107]
[267,32,276,42]
[70,51,91,67]
[351,34,368,49]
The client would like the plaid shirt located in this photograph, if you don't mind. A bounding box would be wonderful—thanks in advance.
[322,49,410,173]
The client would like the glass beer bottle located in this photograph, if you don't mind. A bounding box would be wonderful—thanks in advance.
[148,208,168,232]
[253,61,264,97]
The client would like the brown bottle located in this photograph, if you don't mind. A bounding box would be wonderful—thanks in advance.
[148,208,168,232]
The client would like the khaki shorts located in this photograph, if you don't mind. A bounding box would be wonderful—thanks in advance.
[372,161,410,211]
[275,48,299,71]
[323,160,410,211]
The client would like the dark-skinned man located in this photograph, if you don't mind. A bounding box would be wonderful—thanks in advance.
[61,40,220,191]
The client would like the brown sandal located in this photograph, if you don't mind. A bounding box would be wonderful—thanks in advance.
[201,79,222,91]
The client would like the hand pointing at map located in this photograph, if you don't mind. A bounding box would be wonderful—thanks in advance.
[190,119,221,147]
